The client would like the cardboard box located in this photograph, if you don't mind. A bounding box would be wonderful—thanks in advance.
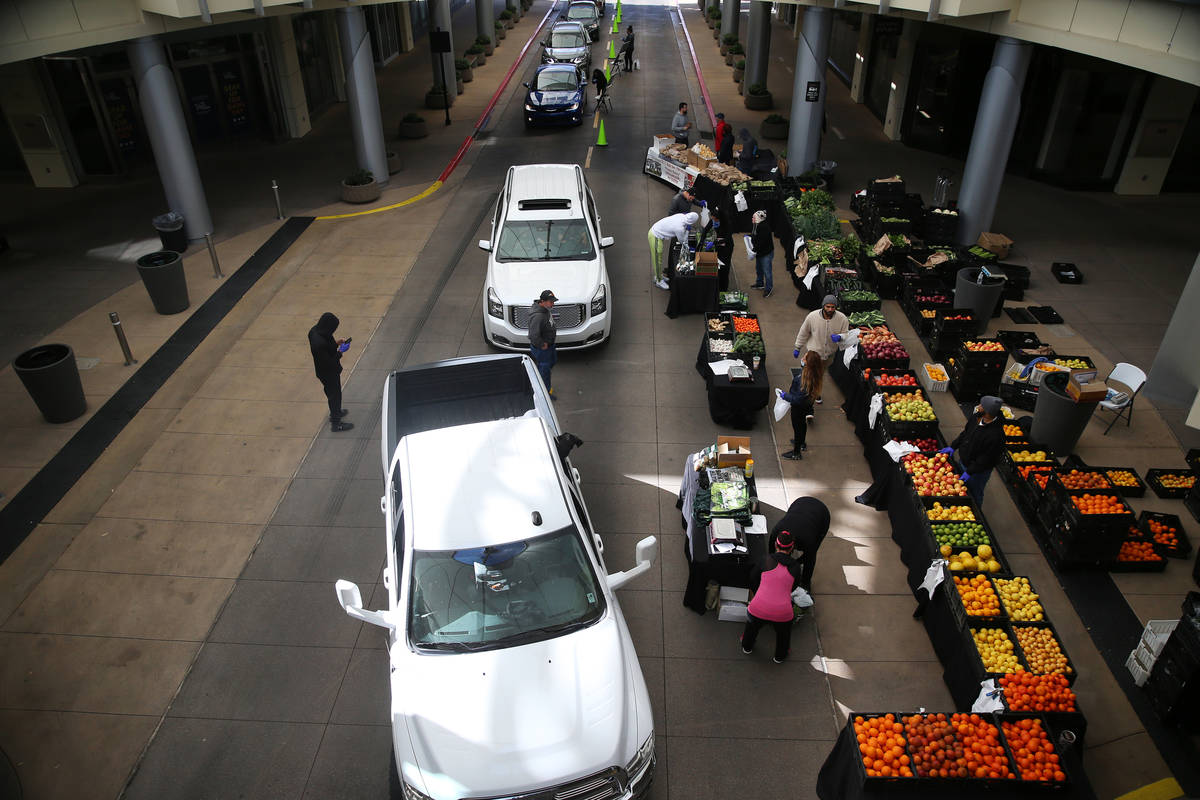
[1069,368,1099,386]
[687,150,715,170]
[695,250,719,276]
[1067,377,1108,402]
[977,232,1013,260]
[653,134,674,152]
[716,435,752,467]
[717,586,749,622]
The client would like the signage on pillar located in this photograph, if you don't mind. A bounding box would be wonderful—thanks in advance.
[805,81,820,102]
[430,30,451,53]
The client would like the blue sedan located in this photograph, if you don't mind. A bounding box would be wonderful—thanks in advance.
[523,64,586,128]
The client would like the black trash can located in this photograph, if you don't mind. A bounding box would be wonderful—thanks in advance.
[955,267,1005,336]
[152,212,187,253]
[136,250,190,315]
[13,343,87,424]
[1031,372,1099,454]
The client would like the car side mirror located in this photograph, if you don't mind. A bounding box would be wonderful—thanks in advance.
[599,236,615,248]
[607,536,657,590]
[522,81,531,88]
[478,240,492,251]
[335,579,394,630]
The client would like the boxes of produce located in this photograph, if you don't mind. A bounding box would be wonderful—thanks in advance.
[837,288,881,313]
[1108,525,1169,572]
[848,713,916,781]
[1138,510,1191,558]
[1012,621,1076,683]
[881,390,939,441]
[956,339,1009,369]
[993,577,1046,623]
[920,363,949,393]
[964,620,1026,679]
[1146,468,1197,499]
[901,712,1019,782]
[1097,467,1147,497]
[997,715,1073,784]
[858,325,910,369]
[847,309,887,327]
[902,452,967,497]
[866,368,920,392]
[686,142,717,169]
[998,673,1077,713]
[949,572,1007,629]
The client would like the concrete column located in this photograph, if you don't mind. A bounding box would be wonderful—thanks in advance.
[336,7,388,186]
[326,14,347,102]
[1148,253,1200,408]
[476,0,493,49]
[429,0,456,95]
[398,2,415,52]
[881,19,919,141]
[127,36,213,239]
[955,37,1031,245]
[721,0,740,42]
[786,6,831,174]
[1115,76,1198,196]
[745,1,771,90]
[849,13,872,104]
[0,63,79,188]
[267,17,312,139]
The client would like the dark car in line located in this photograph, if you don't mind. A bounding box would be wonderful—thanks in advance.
[523,64,586,128]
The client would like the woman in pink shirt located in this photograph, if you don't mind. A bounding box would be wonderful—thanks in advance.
[740,532,805,663]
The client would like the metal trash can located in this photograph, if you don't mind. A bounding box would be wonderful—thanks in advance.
[13,343,87,424]
[152,212,187,253]
[817,159,837,193]
[1031,372,1098,455]
[136,250,190,315]
[955,267,1005,336]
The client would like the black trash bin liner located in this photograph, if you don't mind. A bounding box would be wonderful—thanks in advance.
[152,211,188,253]
[13,343,87,424]
[136,250,190,315]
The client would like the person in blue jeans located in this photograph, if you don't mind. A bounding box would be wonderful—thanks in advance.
[749,209,774,298]
[939,395,1006,504]
[528,289,558,397]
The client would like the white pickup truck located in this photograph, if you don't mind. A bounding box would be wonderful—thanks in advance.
[335,353,657,800]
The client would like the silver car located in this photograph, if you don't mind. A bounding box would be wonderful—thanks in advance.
[541,21,591,73]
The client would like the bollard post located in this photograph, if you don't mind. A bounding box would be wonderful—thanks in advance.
[109,312,137,366]
[204,232,224,279]
[272,179,284,219]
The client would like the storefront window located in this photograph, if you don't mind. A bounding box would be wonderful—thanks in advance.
[863,18,901,124]
[900,27,992,158]
[827,11,860,87]
[368,4,403,66]
[293,13,337,117]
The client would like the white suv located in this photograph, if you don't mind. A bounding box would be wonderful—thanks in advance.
[480,164,613,350]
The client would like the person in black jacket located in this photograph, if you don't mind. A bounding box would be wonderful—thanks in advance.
[941,395,1006,504]
[769,496,831,593]
[741,533,805,663]
[620,25,634,71]
[308,312,353,432]
[749,209,774,297]
[528,289,558,397]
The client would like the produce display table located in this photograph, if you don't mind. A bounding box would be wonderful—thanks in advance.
[643,146,698,190]
[694,331,769,430]
[665,272,719,318]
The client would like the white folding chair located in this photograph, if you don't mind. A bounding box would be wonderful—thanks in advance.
[1098,362,1147,434]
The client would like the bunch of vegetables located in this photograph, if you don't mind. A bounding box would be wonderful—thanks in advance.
[784,193,841,241]
[840,289,879,302]
[732,332,764,355]
[731,316,760,333]
[968,245,997,260]
[848,310,886,327]
[880,216,909,223]
[888,233,910,248]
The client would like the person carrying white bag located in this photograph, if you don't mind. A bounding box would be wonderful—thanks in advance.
[774,352,823,461]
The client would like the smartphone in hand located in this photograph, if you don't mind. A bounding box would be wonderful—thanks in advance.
[338,336,352,353]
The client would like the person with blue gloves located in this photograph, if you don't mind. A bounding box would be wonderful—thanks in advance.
[308,311,353,433]
[943,395,1006,504]
[668,188,704,216]
[777,351,822,460]
[791,295,849,403]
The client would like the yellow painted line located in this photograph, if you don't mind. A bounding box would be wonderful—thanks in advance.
[838,219,850,223]
[315,180,443,220]
[593,112,600,129]
[1114,778,1184,800]
[585,146,594,169]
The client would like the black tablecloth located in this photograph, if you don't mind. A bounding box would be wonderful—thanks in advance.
[665,273,719,318]
[694,334,770,429]
[681,516,767,613]
[794,273,823,311]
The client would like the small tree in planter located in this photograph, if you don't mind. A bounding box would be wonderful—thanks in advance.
[425,83,455,109]
[720,33,737,56]
[744,82,772,109]
[705,6,717,27]
[495,20,506,39]
[342,169,380,204]
[499,9,514,27]
[476,35,494,56]
[732,58,745,83]
[399,112,428,139]
[456,58,474,83]
[467,43,486,66]
[760,113,788,140]
[507,2,520,20]
[725,42,743,66]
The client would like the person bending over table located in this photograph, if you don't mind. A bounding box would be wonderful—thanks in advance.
[769,496,831,593]
[741,532,805,664]
[940,395,1006,505]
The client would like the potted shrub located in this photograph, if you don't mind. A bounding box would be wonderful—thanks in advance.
[477,35,494,56]
[467,43,486,66]
[399,112,428,138]
[499,8,514,27]
[508,2,520,20]
[744,82,772,110]
[342,169,380,204]
[720,33,737,56]
[705,7,716,27]
[760,113,788,140]
[425,84,455,108]
[456,57,474,82]
[495,20,506,39]
[725,42,743,66]
[733,58,745,83]
[386,149,403,175]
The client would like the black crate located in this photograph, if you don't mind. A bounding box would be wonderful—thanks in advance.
[961,620,1028,686]
[1091,466,1147,498]
[1188,483,1200,527]
[943,569,1006,631]
[1051,262,1083,284]
[1045,355,1095,372]
[1146,468,1198,499]
[868,177,906,197]
[882,412,941,444]
[861,352,912,371]
[1138,510,1192,558]
[839,713,919,785]
[1106,539,1170,572]
[867,368,921,393]
[933,308,976,335]
[996,330,1043,352]
[955,339,1009,370]
[1187,449,1200,473]
[999,381,1039,412]
[1013,621,1078,685]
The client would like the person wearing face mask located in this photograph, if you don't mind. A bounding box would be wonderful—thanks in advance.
[748,209,774,298]
[791,295,849,403]
[939,395,1006,504]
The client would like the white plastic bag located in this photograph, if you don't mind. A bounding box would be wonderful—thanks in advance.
[743,235,755,261]
[699,206,711,229]
[790,586,814,608]
[773,390,791,422]
[734,190,747,212]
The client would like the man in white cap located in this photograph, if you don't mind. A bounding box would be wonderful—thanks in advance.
[647,211,699,290]
[792,294,849,402]
[939,395,1006,504]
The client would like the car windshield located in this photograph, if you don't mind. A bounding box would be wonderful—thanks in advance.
[535,69,579,91]
[566,5,596,21]
[550,30,585,48]
[496,219,594,261]
[408,527,605,651]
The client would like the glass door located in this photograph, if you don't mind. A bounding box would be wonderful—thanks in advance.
[42,56,122,175]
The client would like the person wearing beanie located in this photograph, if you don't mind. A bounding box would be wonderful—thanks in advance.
[791,295,849,402]
[940,395,1006,504]
[769,497,831,592]
[748,209,774,297]
[741,531,805,663]
[647,211,700,289]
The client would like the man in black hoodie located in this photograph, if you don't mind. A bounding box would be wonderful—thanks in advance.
[528,290,558,397]
[941,395,1006,503]
[308,312,353,432]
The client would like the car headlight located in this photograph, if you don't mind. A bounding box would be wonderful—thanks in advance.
[401,779,434,800]
[524,103,537,112]
[626,732,654,778]
[590,284,607,315]
[573,54,587,64]
[566,102,580,111]
[487,287,504,319]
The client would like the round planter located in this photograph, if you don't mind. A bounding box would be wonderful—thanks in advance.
[386,151,403,175]
[14,343,87,424]
[425,88,455,108]
[496,26,506,40]
[719,43,729,56]
[744,90,772,110]
[341,179,381,204]
[712,27,719,39]
[483,42,494,56]
[458,67,474,83]
[399,120,428,138]
[724,52,735,66]
[738,81,744,96]
[136,250,190,315]
[760,119,789,140]
[732,68,744,83]
[456,76,464,94]
[503,18,514,28]
[468,50,485,66]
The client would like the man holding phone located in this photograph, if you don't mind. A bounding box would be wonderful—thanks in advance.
[308,311,354,432]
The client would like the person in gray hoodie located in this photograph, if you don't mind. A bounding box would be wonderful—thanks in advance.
[528,290,559,396]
